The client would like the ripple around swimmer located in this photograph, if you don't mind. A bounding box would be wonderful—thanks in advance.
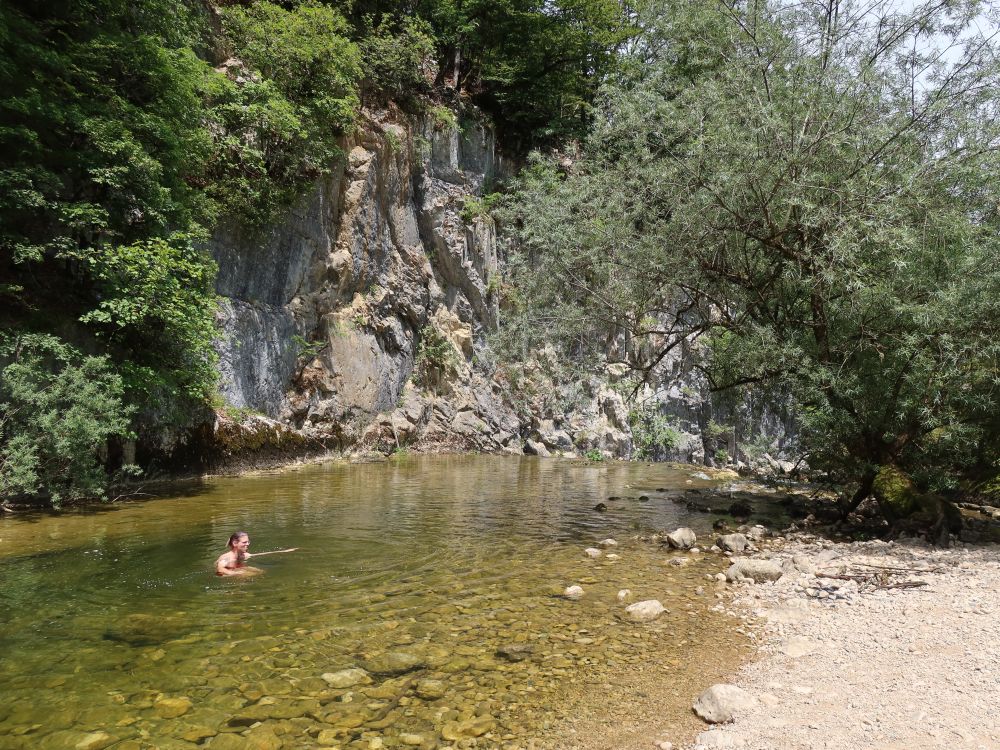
[0,456,767,747]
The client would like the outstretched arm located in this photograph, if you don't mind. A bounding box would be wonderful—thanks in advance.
[246,548,299,558]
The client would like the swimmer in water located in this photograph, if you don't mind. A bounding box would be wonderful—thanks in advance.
[215,531,262,576]
[215,531,298,576]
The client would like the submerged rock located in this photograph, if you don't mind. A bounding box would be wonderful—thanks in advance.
[624,600,666,622]
[321,668,371,688]
[361,651,425,676]
[441,715,495,740]
[563,585,585,600]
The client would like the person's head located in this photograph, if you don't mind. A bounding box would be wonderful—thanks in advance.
[228,531,250,552]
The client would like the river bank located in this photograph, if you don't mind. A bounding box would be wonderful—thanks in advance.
[549,530,999,750]
[655,534,1000,750]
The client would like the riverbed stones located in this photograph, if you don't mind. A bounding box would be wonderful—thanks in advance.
[693,684,757,723]
[617,589,632,603]
[726,558,783,583]
[666,527,697,550]
[716,534,749,554]
[584,547,602,558]
[322,668,371,688]
[415,678,447,699]
[598,538,618,548]
[153,696,192,719]
[361,651,425,676]
[563,585,584,599]
[624,600,666,622]
[440,715,495,740]
[496,644,532,662]
[208,733,250,750]
[73,731,116,750]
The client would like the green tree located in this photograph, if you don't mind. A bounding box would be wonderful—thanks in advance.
[505,0,1000,535]
[348,0,637,144]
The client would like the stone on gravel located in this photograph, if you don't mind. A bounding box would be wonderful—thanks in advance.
[153,697,192,719]
[695,728,746,748]
[780,636,817,657]
[625,599,666,622]
[564,585,584,599]
[666,527,698,549]
[716,534,749,553]
[726,558,783,583]
[617,588,632,603]
[693,684,757,723]
[361,651,425,676]
[585,547,603,558]
[321,667,371,688]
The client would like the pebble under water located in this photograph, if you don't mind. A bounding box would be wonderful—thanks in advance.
[0,455,755,749]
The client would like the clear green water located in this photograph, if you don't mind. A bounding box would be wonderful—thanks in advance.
[0,455,748,750]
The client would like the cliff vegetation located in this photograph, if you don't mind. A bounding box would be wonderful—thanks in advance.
[0,0,634,504]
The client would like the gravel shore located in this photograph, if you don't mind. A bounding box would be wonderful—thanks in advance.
[683,535,1000,750]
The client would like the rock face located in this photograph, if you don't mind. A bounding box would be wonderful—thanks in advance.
[693,684,756,723]
[200,108,796,466]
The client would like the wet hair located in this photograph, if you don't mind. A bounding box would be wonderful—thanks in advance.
[228,531,249,548]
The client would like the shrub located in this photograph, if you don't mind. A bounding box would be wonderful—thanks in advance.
[359,15,435,106]
[0,333,136,505]
[414,325,457,390]
[629,403,681,461]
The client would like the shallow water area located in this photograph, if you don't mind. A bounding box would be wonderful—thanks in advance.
[0,455,752,749]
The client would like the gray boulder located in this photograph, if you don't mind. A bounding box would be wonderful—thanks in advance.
[693,684,756,723]
[524,439,551,457]
[726,558,783,583]
[716,533,749,553]
[666,527,697,550]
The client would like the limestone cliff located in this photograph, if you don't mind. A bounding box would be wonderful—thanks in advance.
[206,109,793,471]
[209,110,624,459]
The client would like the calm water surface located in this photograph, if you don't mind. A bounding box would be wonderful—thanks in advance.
[0,456,751,749]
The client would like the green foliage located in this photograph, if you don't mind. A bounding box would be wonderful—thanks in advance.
[414,325,458,390]
[705,421,731,441]
[69,233,218,401]
[460,192,500,223]
[359,15,435,106]
[292,335,325,362]
[428,104,459,131]
[0,333,135,504]
[217,0,362,223]
[584,448,604,462]
[629,403,681,461]
[506,0,1000,510]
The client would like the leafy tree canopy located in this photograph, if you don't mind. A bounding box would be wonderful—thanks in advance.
[503,0,1000,519]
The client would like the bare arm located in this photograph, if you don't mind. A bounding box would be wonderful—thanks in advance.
[245,548,299,558]
[215,551,244,576]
